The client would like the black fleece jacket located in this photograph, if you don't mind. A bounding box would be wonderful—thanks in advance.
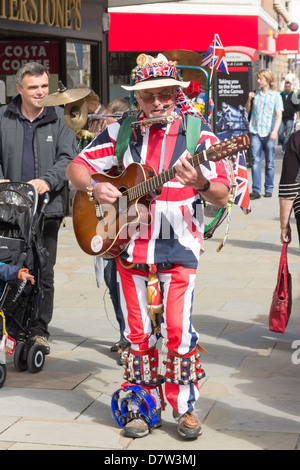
[0,95,77,218]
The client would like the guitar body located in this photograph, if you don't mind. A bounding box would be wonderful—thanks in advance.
[72,163,161,258]
[72,133,250,259]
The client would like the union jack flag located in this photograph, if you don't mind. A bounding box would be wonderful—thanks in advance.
[233,150,251,214]
[201,34,229,74]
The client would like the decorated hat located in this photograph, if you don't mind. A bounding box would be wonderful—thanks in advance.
[121,53,190,91]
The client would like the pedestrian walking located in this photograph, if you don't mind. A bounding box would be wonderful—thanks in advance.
[245,69,283,200]
[278,80,300,153]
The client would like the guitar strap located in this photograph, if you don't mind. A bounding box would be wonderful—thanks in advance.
[114,115,136,174]
[185,114,202,156]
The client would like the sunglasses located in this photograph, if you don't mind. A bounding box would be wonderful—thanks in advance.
[138,92,175,103]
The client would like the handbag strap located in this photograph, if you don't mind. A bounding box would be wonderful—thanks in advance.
[277,243,289,291]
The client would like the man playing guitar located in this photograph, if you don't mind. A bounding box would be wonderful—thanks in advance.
[66,53,230,440]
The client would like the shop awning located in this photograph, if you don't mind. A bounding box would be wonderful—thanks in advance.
[109,12,275,55]
[276,33,300,54]
[224,46,259,61]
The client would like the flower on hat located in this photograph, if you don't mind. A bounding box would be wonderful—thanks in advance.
[131,53,178,85]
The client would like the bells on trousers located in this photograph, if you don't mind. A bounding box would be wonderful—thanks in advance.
[122,347,164,386]
[165,348,205,385]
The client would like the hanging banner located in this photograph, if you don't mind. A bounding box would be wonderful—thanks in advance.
[0,42,59,75]
[214,63,251,141]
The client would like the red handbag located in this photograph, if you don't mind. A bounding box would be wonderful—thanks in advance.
[269,243,292,334]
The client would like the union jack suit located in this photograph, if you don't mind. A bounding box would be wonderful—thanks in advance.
[73,112,229,414]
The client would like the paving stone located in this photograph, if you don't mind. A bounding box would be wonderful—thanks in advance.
[0,388,97,420]
[4,370,91,390]
[204,398,300,434]
[0,418,126,449]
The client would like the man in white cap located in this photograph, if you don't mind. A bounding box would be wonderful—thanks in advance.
[66,53,230,440]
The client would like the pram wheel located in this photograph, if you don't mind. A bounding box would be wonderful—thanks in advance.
[27,344,45,374]
[14,341,28,372]
[0,364,6,388]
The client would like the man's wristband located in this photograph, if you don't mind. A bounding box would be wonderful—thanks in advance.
[280,224,290,229]
[197,180,210,193]
[87,180,100,199]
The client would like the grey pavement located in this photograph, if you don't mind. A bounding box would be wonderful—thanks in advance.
[0,146,299,451]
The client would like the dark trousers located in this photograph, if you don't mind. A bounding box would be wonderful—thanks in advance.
[31,218,62,338]
[104,259,126,347]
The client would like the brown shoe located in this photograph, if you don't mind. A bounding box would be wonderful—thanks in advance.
[123,417,150,438]
[175,411,203,439]
[123,409,162,439]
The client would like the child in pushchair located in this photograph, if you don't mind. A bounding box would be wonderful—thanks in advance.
[0,264,35,387]
[0,264,35,294]
[0,181,49,388]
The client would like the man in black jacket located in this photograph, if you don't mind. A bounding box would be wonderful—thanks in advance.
[279,80,300,152]
[0,62,77,353]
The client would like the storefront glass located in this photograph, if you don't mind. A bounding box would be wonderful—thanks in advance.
[66,42,91,89]
[109,52,134,100]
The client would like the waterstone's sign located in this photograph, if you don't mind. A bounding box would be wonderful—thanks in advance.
[0,0,81,31]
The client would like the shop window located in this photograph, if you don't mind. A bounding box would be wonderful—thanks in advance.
[109,52,137,101]
[67,42,91,89]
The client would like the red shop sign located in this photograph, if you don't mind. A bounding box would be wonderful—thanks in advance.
[0,42,59,75]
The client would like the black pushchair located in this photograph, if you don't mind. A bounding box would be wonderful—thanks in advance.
[0,182,49,388]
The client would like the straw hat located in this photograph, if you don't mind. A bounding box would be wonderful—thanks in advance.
[121,53,190,91]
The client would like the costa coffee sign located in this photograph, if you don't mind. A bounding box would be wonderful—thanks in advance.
[0,41,59,74]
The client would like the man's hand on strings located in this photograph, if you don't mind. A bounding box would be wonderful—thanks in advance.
[92,181,122,204]
[175,155,207,189]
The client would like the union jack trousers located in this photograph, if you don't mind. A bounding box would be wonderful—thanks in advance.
[116,258,205,415]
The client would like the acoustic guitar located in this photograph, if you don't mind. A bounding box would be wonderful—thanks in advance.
[72,133,250,258]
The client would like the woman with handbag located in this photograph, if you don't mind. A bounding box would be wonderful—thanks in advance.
[269,135,299,334]
[279,129,300,245]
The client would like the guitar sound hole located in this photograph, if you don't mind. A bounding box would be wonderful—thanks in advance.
[118,185,128,194]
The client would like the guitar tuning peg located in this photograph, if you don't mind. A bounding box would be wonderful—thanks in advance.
[86,185,94,201]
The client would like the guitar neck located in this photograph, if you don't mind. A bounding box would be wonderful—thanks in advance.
[126,149,210,202]
[126,133,249,202]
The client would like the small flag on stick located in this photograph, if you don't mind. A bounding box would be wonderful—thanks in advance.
[201,34,229,76]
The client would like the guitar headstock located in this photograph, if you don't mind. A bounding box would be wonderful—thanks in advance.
[208,134,250,161]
